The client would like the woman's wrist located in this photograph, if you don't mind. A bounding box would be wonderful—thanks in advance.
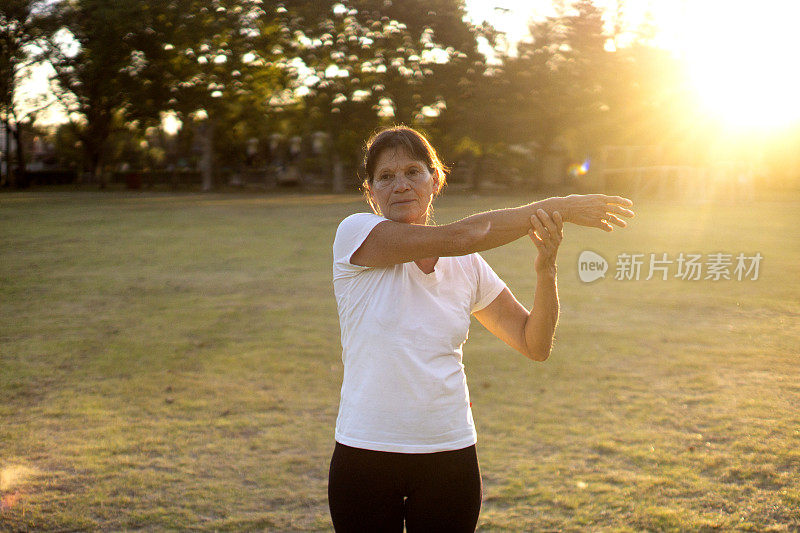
[536,265,558,279]
[549,197,572,223]
[528,197,571,224]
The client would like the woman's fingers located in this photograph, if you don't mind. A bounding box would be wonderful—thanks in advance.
[531,211,562,262]
[529,216,555,258]
[611,205,635,218]
[528,228,545,249]
[530,213,547,241]
[605,195,634,206]
[605,213,627,227]
[553,211,564,234]
[536,209,561,244]
[560,194,634,231]
[529,228,556,265]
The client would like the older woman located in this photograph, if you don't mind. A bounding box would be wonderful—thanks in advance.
[328,126,634,532]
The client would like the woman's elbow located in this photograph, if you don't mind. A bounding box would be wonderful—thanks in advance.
[525,341,552,362]
[527,349,551,362]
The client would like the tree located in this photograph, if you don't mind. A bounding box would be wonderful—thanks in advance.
[138,0,289,190]
[283,0,490,191]
[37,0,291,189]
[482,0,617,184]
[0,0,52,187]
[37,0,151,186]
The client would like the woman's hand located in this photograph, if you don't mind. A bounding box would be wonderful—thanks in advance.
[530,209,563,277]
[556,194,635,231]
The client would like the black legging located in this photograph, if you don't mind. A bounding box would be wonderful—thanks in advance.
[328,441,483,532]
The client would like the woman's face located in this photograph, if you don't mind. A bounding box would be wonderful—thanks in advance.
[367,147,439,225]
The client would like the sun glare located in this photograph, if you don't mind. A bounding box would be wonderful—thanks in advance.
[666,1,800,131]
[466,0,800,132]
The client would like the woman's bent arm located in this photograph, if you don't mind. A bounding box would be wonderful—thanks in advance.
[524,270,559,361]
[473,211,562,362]
[472,276,559,362]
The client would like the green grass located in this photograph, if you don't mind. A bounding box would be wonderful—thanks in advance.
[1,189,799,531]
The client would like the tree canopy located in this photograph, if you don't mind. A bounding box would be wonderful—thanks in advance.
[6,0,784,191]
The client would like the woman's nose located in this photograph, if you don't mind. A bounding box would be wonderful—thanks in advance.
[392,175,412,191]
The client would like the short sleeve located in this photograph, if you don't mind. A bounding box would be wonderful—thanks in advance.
[333,212,388,280]
[471,252,507,313]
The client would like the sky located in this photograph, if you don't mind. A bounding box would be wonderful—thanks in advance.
[464,0,685,51]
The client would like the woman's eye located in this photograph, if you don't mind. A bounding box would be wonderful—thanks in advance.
[379,175,390,181]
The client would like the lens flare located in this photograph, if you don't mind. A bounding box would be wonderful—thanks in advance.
[568,159,590,178]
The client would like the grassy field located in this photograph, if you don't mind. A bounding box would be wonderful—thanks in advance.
[1,189,799,531]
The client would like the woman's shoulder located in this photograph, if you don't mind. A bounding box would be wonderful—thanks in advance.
[337,212,387,232]
[340,211,386,223]
[333,213,391,279]
[335,212,386,238]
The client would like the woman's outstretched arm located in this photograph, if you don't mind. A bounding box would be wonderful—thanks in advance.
[350,193,633,267]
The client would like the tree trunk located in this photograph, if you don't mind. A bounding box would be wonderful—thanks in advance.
[331,151,345,193]
[86,147,106,189]
[83,111,112,189]
[13,124,26,188]
[3,120,10,187]
[94,157,106,189]
[200,120,214,191]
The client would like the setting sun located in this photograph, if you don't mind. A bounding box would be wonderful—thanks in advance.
[671,0,800,131]
[466,0,800,132]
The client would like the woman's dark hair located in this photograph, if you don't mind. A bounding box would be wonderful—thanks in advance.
[360,125,449,222]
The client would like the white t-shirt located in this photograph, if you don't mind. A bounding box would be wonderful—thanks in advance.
[332,212,507,453]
